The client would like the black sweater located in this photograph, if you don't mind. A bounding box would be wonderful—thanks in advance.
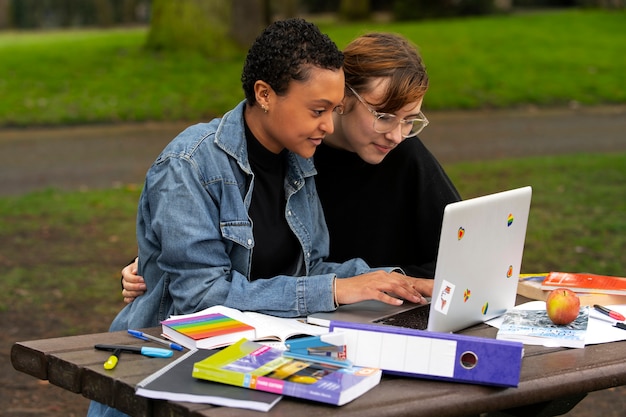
[313,137,461,278]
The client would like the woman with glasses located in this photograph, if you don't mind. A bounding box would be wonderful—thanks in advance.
[120,33,457,306]
[315,32,461,278]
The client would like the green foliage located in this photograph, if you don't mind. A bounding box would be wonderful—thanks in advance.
[6,0,149,28]
[0,28,244,126]
[0,9,624,127]
[444,153,626,275]
[320,10,626,111]
[393,0,495,20]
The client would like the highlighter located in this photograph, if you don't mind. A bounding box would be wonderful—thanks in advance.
[103,348,121,370]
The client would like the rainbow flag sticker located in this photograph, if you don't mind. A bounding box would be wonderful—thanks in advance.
[507,213,514,227]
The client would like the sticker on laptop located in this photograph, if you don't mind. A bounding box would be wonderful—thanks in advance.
[507,265,513,278]
[435,280,455,315]
[457,227,465,240]
[481,302,489,315]
[463,288,471,302]
[507,213,514,227]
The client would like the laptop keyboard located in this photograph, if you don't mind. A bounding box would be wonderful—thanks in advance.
[373,304,430,330]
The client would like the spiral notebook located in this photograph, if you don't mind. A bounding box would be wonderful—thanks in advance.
[136,349,282,412]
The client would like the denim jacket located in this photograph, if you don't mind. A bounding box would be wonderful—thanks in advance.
[109,101,383,331]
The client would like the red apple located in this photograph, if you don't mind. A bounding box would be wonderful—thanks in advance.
[546,288,581,325]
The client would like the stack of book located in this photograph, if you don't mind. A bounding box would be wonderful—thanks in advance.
[541,272,626,295]
[191,338,382,406]
[137,337,382,409]
[136,349,282,412]
[517,272,626,306]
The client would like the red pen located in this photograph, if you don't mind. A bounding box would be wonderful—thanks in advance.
[593,304,626,321]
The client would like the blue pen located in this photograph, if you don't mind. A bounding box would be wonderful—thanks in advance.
[95,344,173,358]
[128,329,184,351]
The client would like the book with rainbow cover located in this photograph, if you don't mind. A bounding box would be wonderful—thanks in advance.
[162,312,256,350]
[162,306,328,350]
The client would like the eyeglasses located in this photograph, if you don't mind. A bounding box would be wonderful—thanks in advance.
[346,85,429,138]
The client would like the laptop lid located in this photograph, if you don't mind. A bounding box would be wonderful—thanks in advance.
[426,185,532,332]
[307,186,532,333]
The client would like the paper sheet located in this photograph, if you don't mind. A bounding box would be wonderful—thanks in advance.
[486,301,626,345]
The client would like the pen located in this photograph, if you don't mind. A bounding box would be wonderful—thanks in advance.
[593,304,626,321]
[94,344,174,358]
[128,329,184,351]
[103,348,121,370]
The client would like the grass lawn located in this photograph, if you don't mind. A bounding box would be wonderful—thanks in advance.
[0,9,624,126]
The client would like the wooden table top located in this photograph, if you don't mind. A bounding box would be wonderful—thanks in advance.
[11,320,626,417]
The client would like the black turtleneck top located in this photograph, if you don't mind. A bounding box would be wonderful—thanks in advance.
[313,137,461,278]
[245,122,302,280]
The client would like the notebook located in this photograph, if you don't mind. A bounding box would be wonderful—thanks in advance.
[308,186,532,333]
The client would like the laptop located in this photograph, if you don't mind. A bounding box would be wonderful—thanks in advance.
[308,186,532,333]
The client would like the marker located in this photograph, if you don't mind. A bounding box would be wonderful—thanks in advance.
[593,304,626,322]
[94,344,174,358]
[128,329,184,351]
[103,348,121,370]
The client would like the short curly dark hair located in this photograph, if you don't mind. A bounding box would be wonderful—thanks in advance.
[241,18,344,105]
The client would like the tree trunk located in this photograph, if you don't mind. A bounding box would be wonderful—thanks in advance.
[339,0,370,21]
[0,0,10,28]
[145,0,239,57]
[230,0,267,48]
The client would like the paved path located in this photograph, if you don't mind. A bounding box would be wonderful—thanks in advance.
[1,104,626,196]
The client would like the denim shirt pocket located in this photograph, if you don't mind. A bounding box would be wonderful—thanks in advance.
[221,220,254,279]
[221,220,254,249]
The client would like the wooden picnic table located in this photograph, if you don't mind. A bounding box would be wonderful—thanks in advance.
[11,306,626,417]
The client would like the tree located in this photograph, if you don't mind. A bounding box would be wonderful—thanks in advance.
[339,0,370,21]
[0,0,9,28]
[145,0,266,57]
